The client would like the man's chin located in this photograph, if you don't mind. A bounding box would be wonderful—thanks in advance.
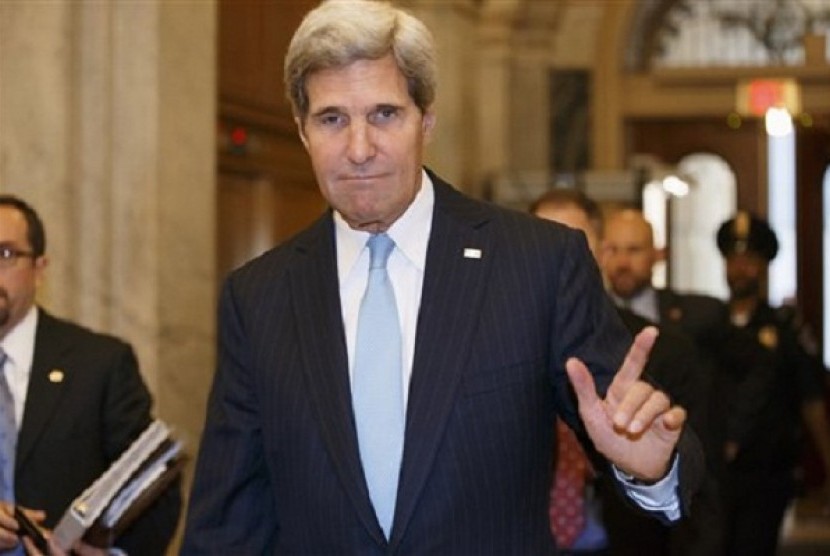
[729,285,759,300]
[610,282,640,300]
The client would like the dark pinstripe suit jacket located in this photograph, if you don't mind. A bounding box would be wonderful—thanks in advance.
[183,172,703,555]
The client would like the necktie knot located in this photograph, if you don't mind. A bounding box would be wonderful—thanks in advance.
[367,233,394,270]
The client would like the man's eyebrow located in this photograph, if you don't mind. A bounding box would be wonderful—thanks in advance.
[308,105,342,118]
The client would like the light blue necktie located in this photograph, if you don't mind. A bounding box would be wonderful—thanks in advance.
[352,233,404,539]
[0,348,16,504]
[0,350,25,556]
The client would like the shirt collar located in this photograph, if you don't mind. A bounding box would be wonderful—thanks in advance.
[614,286,659,323]
[335,169,434,278]
[2,305,38,372]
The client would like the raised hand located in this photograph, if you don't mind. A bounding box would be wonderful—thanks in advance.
[566,326,686,482]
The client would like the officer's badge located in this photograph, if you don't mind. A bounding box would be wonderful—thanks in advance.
[758,326,778,349]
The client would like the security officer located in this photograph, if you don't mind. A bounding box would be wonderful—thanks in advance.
[716,211,830,556]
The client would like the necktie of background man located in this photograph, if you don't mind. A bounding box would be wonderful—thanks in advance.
[0,348,16,503]
[550,418,588,549]
[0,348,26,555]
[352,233,404,539]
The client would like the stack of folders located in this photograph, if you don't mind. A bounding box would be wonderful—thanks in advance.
[52,419,185,550]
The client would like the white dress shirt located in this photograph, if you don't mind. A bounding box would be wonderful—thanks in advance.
[1,305,38,428]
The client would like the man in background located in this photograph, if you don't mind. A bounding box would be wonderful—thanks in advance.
[716,212,830,555]
[0,195,180,555]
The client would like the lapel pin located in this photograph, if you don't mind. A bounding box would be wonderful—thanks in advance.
[463,248,482,259]
[48,369,65,383]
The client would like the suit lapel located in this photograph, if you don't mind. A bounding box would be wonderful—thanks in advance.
[17,311,72,469]
[289,215,385,543]
[391,178,494,546]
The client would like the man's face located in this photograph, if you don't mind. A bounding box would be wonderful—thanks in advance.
[0,206,46,338]
[297,54,435,233]
[725,251,766,300]
[534,203,600,260]
[601,212,657,299]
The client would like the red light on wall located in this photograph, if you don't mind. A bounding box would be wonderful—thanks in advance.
[230,126,248,146]
[748,80,782,115]
[736,78,800,117]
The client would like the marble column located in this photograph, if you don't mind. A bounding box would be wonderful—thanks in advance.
[405,0,481,193]
[0,0,217,507]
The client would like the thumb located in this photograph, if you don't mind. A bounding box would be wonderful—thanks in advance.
[566,357,600,409]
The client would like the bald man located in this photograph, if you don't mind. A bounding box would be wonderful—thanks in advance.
[602,210,670,321]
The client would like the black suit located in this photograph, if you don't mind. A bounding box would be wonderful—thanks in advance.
[183,173,703,554]
[619,289,776,556]
[653,289,774,472]
[722,302,825,555]
[598,309,721,556]
[15,310,181,555]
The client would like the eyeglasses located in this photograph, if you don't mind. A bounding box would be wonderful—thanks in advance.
[0,247,36,268]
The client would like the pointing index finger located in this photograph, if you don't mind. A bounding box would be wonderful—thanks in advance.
[613,326,659,389]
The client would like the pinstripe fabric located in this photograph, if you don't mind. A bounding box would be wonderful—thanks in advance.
[183,171,705,554]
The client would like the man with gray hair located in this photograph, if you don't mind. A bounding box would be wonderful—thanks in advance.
[183,1,703,553]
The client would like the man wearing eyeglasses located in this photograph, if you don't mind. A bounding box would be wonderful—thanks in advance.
[0,195,180,555]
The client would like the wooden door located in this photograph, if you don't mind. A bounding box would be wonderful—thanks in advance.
[217,0,324,280]
[626,118,766,215]
[796,116,830,359]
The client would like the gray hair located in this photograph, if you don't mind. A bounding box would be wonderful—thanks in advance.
[284,0,437,120]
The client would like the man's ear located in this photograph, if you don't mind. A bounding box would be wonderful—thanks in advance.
[34,255,49,287]
[295,117,310,149]
[422,109,436,142]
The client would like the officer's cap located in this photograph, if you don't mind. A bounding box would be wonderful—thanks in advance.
[716,211,779,261]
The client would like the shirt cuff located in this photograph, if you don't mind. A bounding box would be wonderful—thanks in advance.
[612,455,681,521]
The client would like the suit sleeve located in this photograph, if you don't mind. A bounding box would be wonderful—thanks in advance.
[105,343,183,555]
[549,230,631,429]
[181,277,276,553]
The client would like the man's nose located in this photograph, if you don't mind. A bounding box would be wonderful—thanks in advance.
[346,122,376,164]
